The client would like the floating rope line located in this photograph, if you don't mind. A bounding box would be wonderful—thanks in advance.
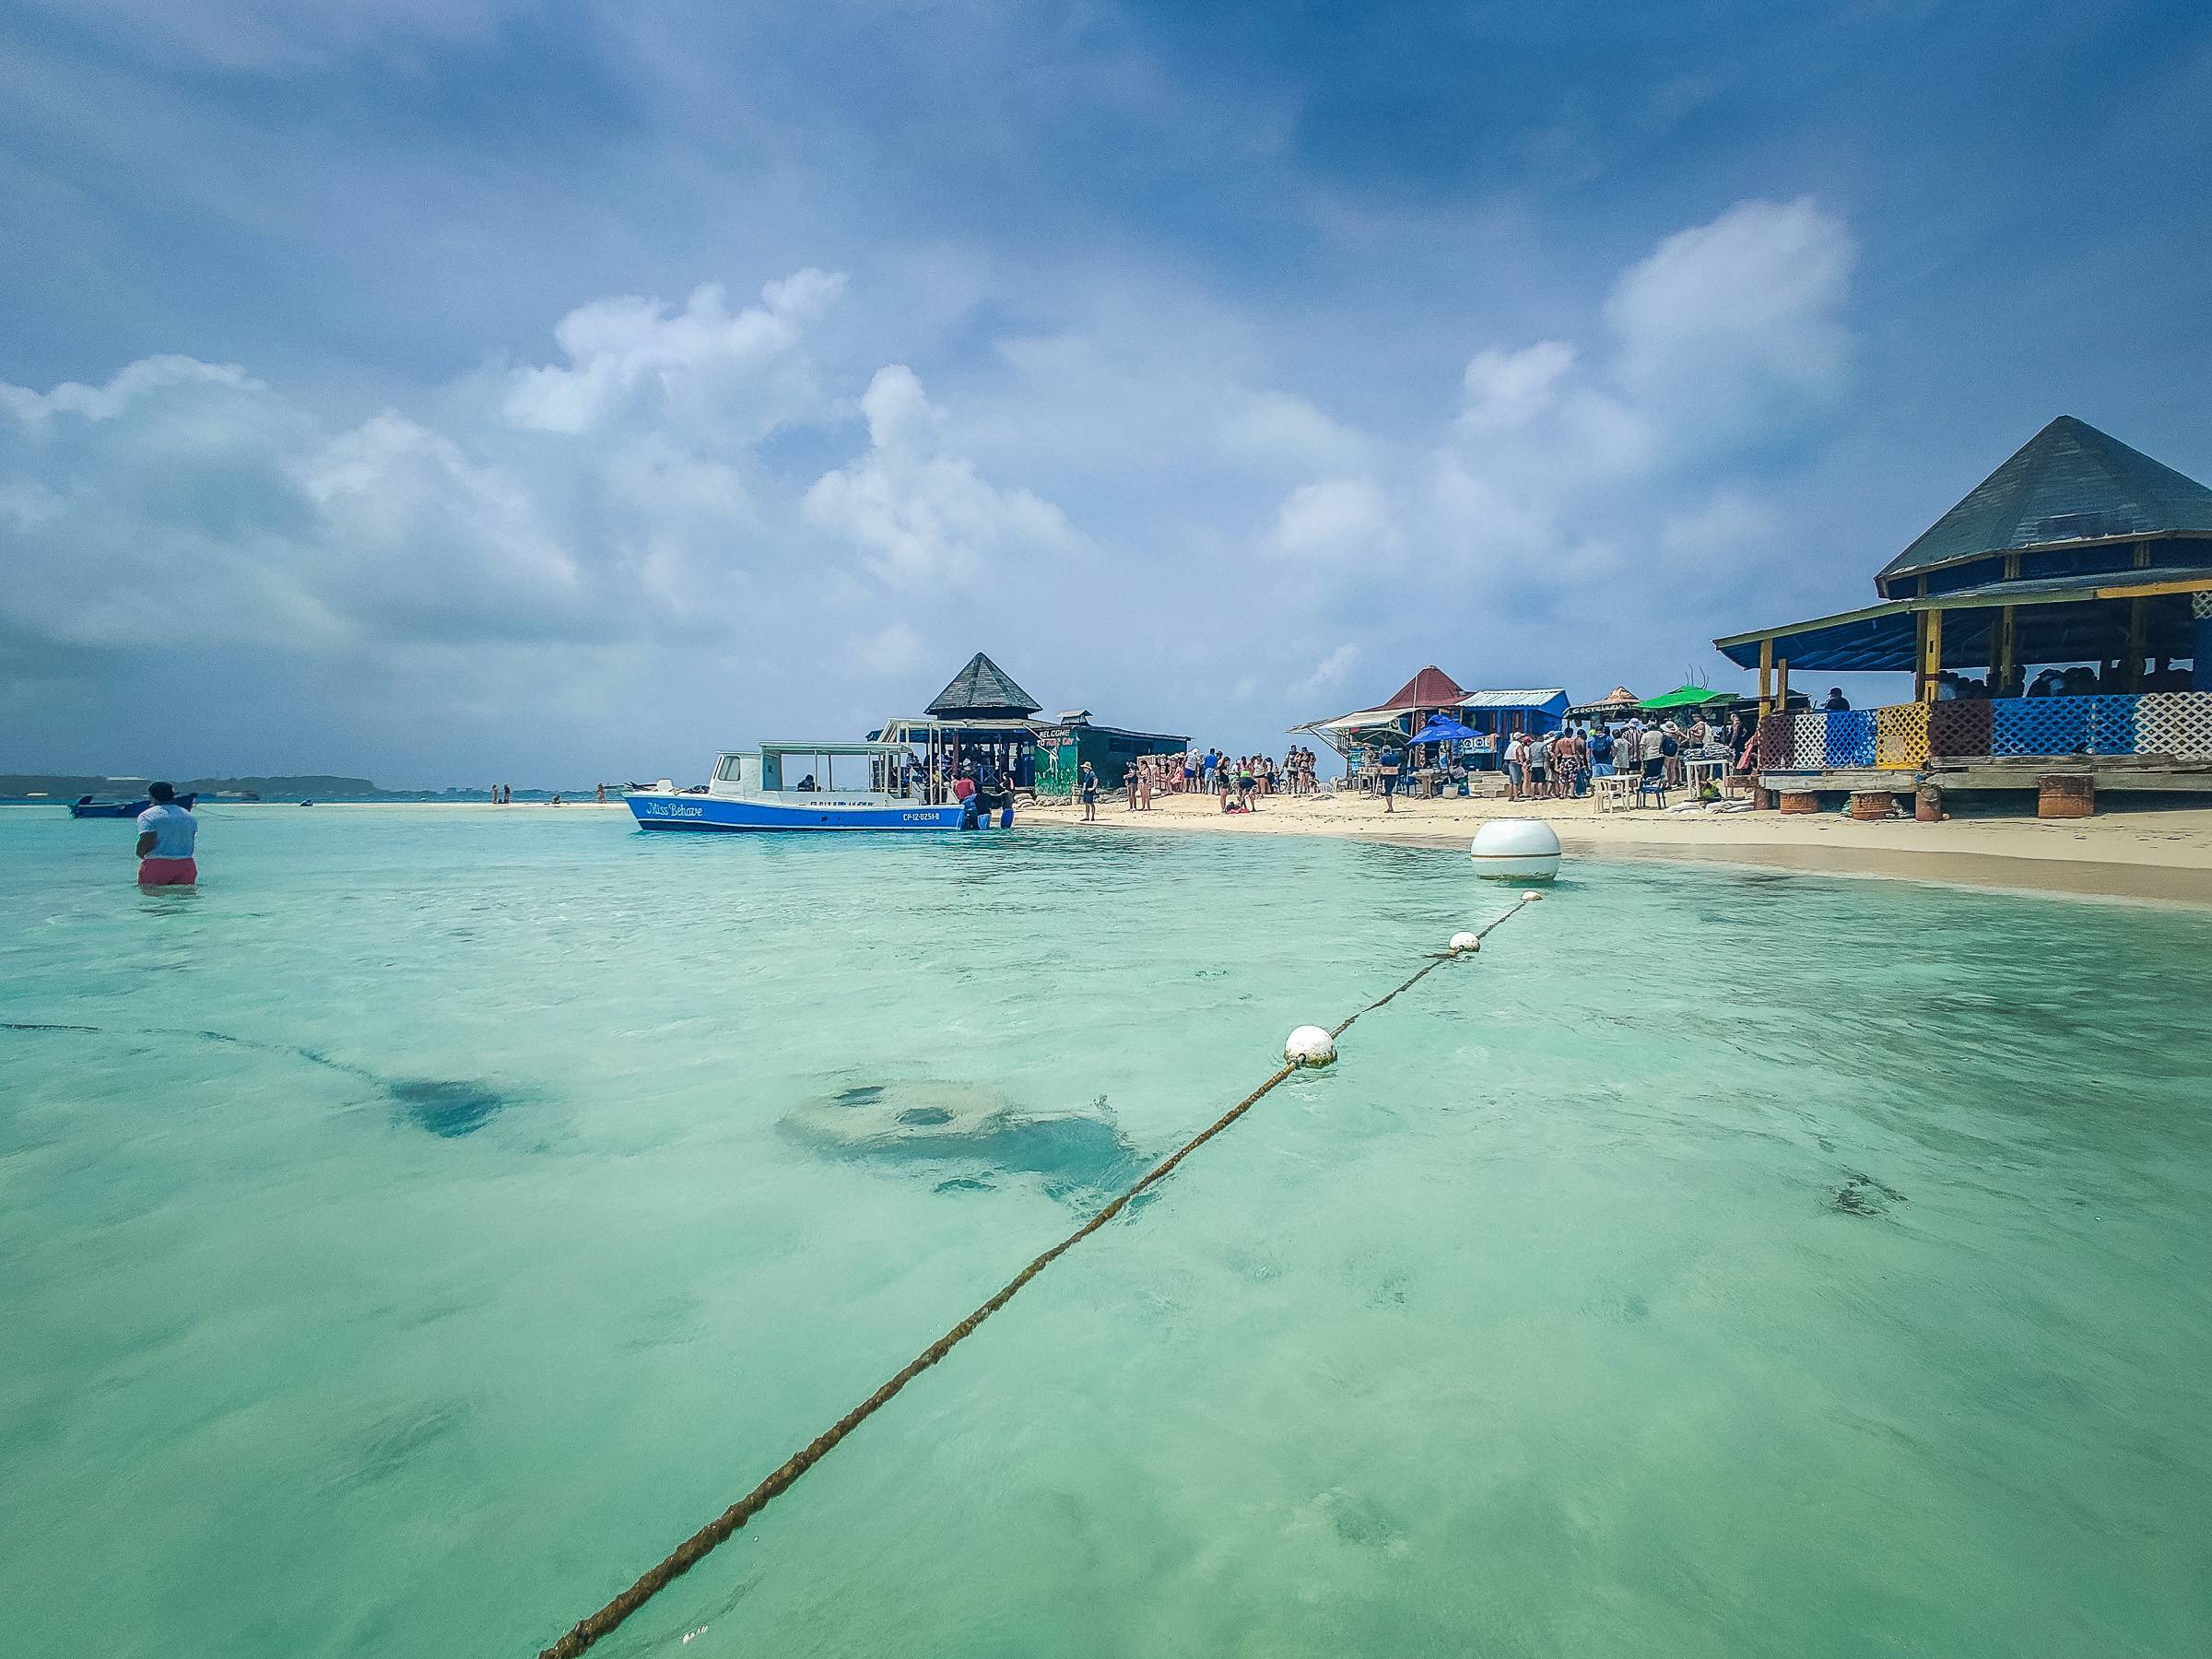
[536,895,1535,1659]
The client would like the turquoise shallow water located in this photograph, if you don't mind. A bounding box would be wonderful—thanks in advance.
[3,806,2210,1658]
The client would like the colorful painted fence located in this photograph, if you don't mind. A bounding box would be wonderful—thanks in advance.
[1763,694,2212,773]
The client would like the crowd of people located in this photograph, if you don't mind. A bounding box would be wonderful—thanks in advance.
[1496,712,1753,800]
[1079,745,1325,818]
[1063,720,1769,815]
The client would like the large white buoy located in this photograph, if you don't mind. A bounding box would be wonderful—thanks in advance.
[1285,1026,1336,1067]
[1469,818,1562,882]
[1449,931,1481,954]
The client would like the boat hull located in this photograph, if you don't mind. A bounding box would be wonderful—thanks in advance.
[626,793,1002,832]
[69,793,197,819]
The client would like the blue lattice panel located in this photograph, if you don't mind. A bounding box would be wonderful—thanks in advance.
[1789,713,1826,768]
[2085,696,2137,755]
[1927,700,1993,759]
[1822,710,1877,767]
[1991,696,2090,758]
[2137,693,2212,758]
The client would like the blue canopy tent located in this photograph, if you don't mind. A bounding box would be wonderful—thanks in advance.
[1401,713,1486,795]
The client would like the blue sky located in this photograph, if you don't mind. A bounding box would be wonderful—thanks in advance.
[5,0,2210,785]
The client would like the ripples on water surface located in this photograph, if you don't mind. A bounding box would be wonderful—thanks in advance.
[2,806,2208,1657]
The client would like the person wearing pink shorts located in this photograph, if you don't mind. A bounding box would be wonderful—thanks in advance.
[135,783,199,887]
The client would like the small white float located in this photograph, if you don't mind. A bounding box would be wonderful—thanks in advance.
[1449,931,1481,954]
[1468,818,1562,882]
[1285,1026,1337,1067]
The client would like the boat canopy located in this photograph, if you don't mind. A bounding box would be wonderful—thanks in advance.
[754,739,913,756]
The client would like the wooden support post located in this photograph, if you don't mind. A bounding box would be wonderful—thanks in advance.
[2126,596,2149,692]
[1775,656,1791,713]
[1917,608,1943,702]
[1994,604,2017,698]
[1758,637,1774,717]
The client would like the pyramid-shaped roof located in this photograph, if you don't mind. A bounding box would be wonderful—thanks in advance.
[1878,416,2212,591]
[1376,665,1466,711]
[926,652,1041,717]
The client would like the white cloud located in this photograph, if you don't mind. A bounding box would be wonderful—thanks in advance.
[297,411,587,641]
[1219,389,1368,471]
[502,271,847,439]
[0,354,261,423]
[1604,194,1855,444]
[1266,476,1395,566]
[596,436,759,620]
[1457,341,1576,436]
[1424,196,1853,596]
[1292,641,1360,699]
[0,271,1073,668]
[804,364,1082,588]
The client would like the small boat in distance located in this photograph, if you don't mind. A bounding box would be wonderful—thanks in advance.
[627,741,1011,833]
[69,793,197,819]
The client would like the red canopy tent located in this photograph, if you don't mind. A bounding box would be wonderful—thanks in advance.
[1291,665,1475,764]
[1375,665,1467,711]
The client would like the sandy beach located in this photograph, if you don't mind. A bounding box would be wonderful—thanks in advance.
[1024,788,2212,904]
[194,793,2212,902]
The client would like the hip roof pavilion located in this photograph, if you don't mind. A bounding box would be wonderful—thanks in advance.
[925,652,1041,720]
[1714,416,2212,690]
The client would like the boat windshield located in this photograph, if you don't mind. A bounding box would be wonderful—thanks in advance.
[747,747,919,795]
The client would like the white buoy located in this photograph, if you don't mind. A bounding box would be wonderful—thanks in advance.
[1285,1025,1336,1067]
[1449,931,1481,954]
[1522,890,1546,902]
[1469,818,1562,882]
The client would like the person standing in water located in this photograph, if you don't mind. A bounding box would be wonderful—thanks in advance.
[134,782,198,887]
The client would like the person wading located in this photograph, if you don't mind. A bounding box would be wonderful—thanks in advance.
[135,782,198,888]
